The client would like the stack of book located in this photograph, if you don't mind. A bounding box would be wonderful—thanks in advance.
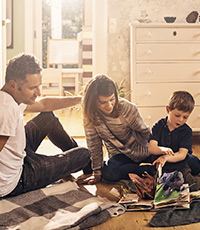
[119,192,153,211]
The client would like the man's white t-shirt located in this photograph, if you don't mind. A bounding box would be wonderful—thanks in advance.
[0,91,26,197]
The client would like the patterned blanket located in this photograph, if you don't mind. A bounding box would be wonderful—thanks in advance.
[0,181,125,230]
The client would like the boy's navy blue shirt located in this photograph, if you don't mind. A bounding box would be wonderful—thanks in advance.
[149,116,192,155]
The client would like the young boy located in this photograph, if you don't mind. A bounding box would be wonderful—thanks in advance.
[148,91,200,191]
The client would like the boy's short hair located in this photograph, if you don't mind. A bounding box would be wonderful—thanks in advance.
[168,91,195,113]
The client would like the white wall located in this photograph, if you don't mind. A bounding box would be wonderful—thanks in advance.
[6,0,25,61]
[24,0,42,63]
[7,0,42,64]
[92,0,108,76]
[0,0,3,87]
[1,0,7,86]
[93,0,200,93]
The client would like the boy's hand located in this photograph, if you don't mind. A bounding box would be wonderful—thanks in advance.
[153,155,168,168]
[160,147,174,156]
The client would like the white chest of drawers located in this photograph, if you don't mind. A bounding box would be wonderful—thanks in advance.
[130,23,200,130]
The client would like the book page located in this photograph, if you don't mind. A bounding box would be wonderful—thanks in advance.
[154,184,190,209]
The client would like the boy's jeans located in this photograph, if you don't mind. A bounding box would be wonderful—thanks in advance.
[6,112,90,197]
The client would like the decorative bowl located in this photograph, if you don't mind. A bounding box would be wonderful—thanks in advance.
[164,17,176,23]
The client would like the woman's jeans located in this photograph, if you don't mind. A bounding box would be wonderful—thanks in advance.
[101,154,155,182]
[6,112,90,197]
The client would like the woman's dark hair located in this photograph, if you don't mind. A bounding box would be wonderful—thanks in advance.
[83,74,119,126]
[5,53,42,83]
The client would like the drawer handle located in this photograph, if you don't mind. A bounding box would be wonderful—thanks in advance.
[147,50,152,55]
[146,69,152,75]
[147,32,152,37]
[146,91,152,96]
[146,115,152,120]
[173,31,177,36]
[194,71,200,77]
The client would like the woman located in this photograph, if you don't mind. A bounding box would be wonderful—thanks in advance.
[79,74,154,185]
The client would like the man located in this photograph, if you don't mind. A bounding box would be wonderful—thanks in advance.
[0,53,90,197]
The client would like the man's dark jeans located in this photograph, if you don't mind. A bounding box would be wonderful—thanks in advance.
[6,112,90,197]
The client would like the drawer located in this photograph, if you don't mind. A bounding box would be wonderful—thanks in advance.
[136,44,200,61]
[187,106,200,129]
[136,63,200,82]
[138,107,166,128]
[136,28,200,41]
[138,106,200,129]
[134,83,200,106]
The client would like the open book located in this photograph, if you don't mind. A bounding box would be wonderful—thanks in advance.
[154,183,190,210]
[118,184,190,211]
[119,168,190,211]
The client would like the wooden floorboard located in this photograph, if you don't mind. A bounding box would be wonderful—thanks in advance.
[24,108,200,230]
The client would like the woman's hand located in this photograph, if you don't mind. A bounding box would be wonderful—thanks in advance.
[77,175,101,185]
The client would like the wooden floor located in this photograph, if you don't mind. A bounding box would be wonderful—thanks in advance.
[24,108,200,230]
